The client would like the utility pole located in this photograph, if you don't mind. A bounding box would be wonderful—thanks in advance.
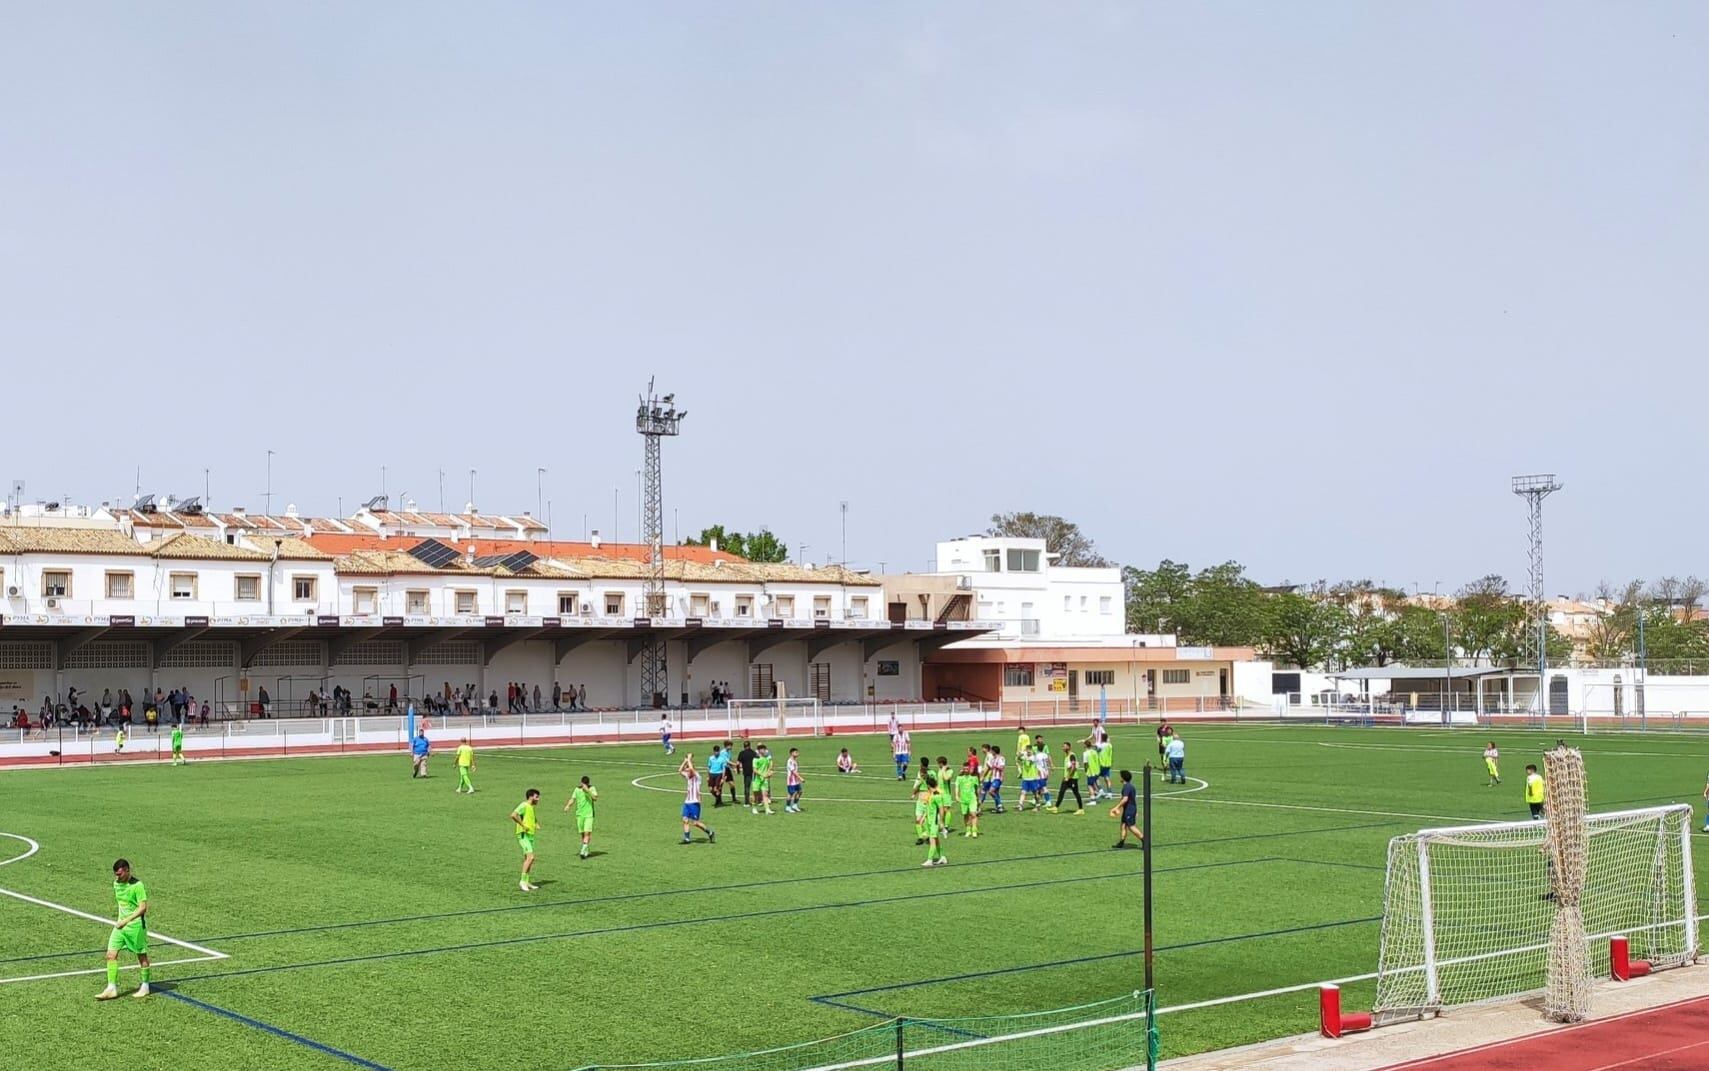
[840,500,848,566]
[265,450,274,514]
[537,467,546,524]
[635,381,685,708]
[1512,474,1562,718]
[468,469,476,511]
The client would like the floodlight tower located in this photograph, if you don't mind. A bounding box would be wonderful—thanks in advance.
[1512,474,1562,716]
[636,381,685,707]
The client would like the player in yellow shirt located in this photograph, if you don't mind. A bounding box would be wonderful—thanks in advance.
[1524,764,1546,820]
[510,789,542,891]
[454,738,477,794]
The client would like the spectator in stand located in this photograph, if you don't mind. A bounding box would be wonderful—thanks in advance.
[101,688,114,718]
[198,700,210,725]
[577,683,587,710]
[552,681,562,712]
[533,684,542,712]
[257,685,271,718]
[488,690,499,712]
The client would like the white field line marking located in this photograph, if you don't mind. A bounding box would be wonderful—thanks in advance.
[1318,741,1695,759]
[1159,795,1486,824]
[0,955,223,986]
[626,772,1210,802]
[0,830,229,969]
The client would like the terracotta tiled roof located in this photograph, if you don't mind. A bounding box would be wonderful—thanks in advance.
[145,533,271,561]
[239,536,331,561]
[303,534,746,564]
[0,528,151,556]
[334,550,491,577]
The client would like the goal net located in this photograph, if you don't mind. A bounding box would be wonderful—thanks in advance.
[1373,803,1696,1022]
[726,697,824,737]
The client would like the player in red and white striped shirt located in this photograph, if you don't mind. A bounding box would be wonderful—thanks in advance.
[678,755,715,845]
[785,748,805,813]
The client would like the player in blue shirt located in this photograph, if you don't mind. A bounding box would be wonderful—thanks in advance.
[1110,769,1142,849]
[707,745,730,807]
[410,731,430,778]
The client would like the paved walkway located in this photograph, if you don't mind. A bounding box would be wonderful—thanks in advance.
[1161,965,1709,1071]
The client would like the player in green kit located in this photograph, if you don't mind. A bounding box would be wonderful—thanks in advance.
[97,859,150,1000]
[113,725,126,755]
[564,776,598,859]
[957,766,980,838]
[751,744,776,815]
[912,764,933,844]
[920,776,947,866]
[510,789,541,891]
[454,738,477,794]
[170,724,185,766]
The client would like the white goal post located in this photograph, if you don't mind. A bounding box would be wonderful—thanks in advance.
[1373,804,1697,1023]
[725,697,824,737]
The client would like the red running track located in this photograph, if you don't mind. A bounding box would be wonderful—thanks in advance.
[1377,995,1709,1070]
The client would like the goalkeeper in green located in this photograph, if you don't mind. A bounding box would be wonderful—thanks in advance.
[97,859,150,1000]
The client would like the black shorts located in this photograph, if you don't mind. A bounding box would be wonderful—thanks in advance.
[1121,808,1138,825]
[1529,803,1544,818]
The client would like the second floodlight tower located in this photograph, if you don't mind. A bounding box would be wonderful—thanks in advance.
[637,382,685,707]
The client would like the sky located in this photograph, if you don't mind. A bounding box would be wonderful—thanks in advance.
[2,4,1705,596]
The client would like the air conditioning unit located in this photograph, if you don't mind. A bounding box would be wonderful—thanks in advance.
[45,597,61,610]
[5,585,18,598]
[580,605,594,617]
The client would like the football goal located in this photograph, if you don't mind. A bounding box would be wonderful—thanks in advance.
[1372,803,1697,1023]
[725,697,824,737]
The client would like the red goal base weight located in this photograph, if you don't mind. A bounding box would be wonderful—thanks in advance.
[1320,984,1372,1038]
[1610,935,1653,981]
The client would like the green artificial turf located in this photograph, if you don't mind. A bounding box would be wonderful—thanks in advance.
[1,724,1704,1070]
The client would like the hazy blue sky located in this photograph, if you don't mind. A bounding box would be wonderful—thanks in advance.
[3,4,1705,594]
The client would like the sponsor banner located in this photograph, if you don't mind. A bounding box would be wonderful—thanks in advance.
[0,671,33,704]
[876,660,900,677]
[541,616,561,629]
[632,617,652,628]
[484,616,506,628]
[341,615,381,628]
[784,619,813,630]
[136,616,185,627]
[767,618,785,628]
[813,619,831,629]
[183,616,210,627]
[1041,662,1069,693]
[829,619,863,629]
[505,616,544,628]
[684,617,704,628]
[904,620,932,630]
[111,615,138,627]
[316,615,341,627]
[593,617,632,629]
[382,616,404,627]
[211,615,313,628]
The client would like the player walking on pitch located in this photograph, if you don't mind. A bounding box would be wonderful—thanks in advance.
[919,775,947,866]
[564,776,598,858]
[679,754,716,844]
[1111,770,1144,850]
[1524,764,1546,819]
[170,724,185,766]
[97,859,150,999]
[454,737,477,793]
[511,788,542,890]
[785,748,805,813]
[1483,741,1501,787]
[751,744,776,815]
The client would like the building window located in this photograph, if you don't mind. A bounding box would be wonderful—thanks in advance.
[1063,595,1071,612]
[169,573,198,600]
[813,595,830,619]
[604,592,624,616]
[105,572,134,599]
[557,592,578,616]
[690,593,710,616]
[749,663,775,698]
[406,590,430,614]
[353,587,378,614]
[42,571,70,598]
[235,575,261,601]
[505,590,527,615]
[1006,548,1040,572]
[1084,670,1115,686]
[849,596,868,619]
[775,595,795,618]
[735,594,754,617]
[1080,596,1088,610]
[1100,596,1113,614]
[1162,668,1190,685]
[292,576,317,601]
[983,548,1002,572]
[454,590,477,614]
[1003,664,1035,687]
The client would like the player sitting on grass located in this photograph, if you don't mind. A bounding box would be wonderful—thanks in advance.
[1483,741,1501,787]
[97,859,150,1000]
[785,748,805,813]
[836,748,860,774]
[564,776,598,859]
[679,755,716,844]
[510,789,541,891]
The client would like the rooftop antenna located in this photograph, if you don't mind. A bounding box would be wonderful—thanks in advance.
[636,379,685,707]
[264,450,275,515]
[1512,473,1563,717]
[840,500,849,566]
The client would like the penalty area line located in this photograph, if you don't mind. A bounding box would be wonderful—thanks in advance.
[0,954,224,986]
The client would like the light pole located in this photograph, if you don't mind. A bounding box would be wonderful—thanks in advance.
[1441,612,1452,727]
[537,467,546,525]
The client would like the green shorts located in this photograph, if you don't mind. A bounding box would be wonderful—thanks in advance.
[517,834,536,855]
[576,816,594,835]
[959,799,977,816]
[109,923,148,956]
[754,778,771,796]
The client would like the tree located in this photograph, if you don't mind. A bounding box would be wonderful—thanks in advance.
[1122,559,1270,647]
[1264,593,1351,670]
[986,512,1109,567]
[684,525,790,563]
[1123,560,1193,635]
